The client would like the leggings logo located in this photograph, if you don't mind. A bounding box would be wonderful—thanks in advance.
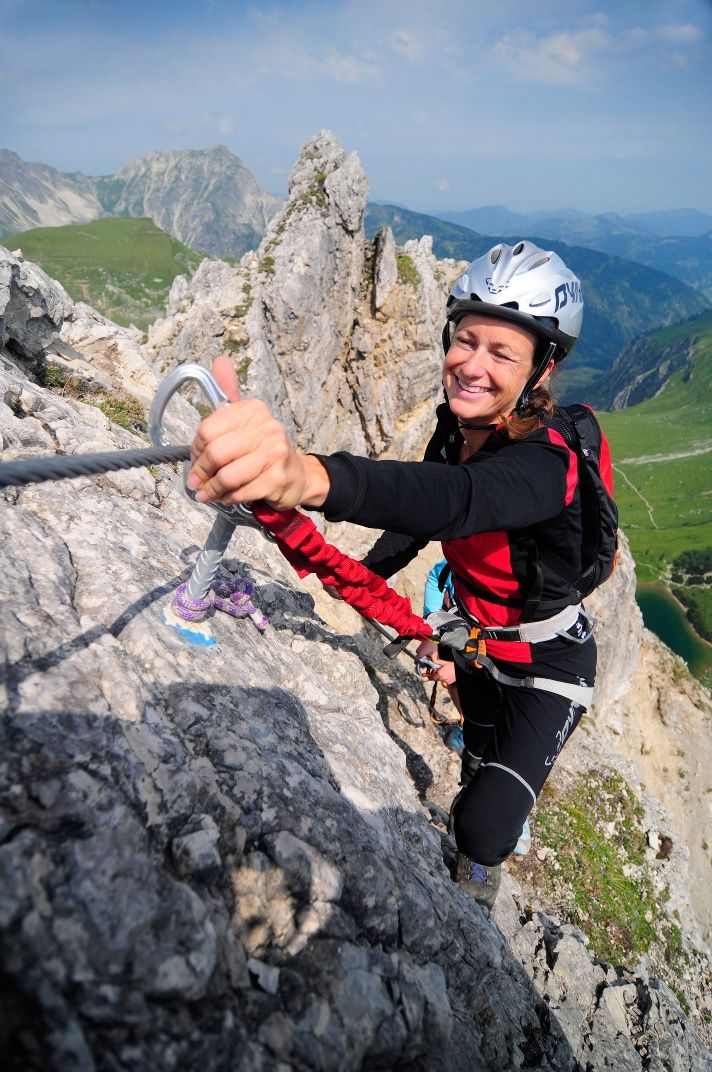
[544,702,578,767]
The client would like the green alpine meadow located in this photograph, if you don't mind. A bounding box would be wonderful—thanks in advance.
[3,217,203,329]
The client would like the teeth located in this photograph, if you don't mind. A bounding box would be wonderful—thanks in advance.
[457,378,491,394]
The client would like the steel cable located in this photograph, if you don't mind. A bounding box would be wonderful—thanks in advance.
[0,445,191,488]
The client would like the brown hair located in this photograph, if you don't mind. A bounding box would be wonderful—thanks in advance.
[500,383,555,441]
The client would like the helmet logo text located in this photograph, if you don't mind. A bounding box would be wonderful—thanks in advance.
[554,281,582,311]
[485,276,510,295]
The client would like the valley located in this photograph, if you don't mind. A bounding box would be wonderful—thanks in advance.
[598,310,712,676]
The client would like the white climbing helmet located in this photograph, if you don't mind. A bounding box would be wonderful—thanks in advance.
[443,240,583,360]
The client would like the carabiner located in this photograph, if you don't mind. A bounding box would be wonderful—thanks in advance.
[149,363,271,537]
[149,363,228,447]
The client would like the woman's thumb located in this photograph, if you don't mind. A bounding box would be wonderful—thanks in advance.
[212,355,241,402]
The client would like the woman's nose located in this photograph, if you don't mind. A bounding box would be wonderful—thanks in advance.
[459,345,490,377]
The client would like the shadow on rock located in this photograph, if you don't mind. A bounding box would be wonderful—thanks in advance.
[0,681,582,1072]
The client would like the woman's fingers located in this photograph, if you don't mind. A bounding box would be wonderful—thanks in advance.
[194,455,271,505]
[189,399,276,482]
[212,355,241,402]
[189,417,305,508]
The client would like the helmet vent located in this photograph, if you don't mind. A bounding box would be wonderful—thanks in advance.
[513,242,525,255]
[490,248,501,264]
[528,255,551,271]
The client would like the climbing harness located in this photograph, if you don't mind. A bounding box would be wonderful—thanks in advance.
[428,607,595,708]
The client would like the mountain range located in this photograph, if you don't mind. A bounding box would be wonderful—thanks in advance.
[3,145,711,405]
[435,204,712,240]
[434,206,712,301]
[0,146,282,258]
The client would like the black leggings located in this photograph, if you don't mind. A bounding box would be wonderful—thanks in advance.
[451,634,597,866]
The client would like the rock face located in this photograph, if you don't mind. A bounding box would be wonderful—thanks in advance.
[1,136,711,1068]
[0,150,104,236]
[146,131,463,459]
[607,332,702,411]
[1,245,73,359]
[108,146,284,259]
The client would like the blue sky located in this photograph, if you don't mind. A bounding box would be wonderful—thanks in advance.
[1,0,711,214]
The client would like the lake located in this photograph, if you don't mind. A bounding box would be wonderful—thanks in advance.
[636,582,712,679]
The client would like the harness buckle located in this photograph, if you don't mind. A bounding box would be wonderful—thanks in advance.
[464,627,487,668]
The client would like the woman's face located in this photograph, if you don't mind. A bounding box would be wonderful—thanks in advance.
[443,314,550,424]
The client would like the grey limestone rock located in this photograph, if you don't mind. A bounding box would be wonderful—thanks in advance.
[111,145,284,260]
[1,244,73,360]
[373,226,398,312]
[144,130,463,461]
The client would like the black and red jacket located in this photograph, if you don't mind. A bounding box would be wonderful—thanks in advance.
[317,403,582,663]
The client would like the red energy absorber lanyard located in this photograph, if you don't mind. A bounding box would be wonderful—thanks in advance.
[251,505,432,640]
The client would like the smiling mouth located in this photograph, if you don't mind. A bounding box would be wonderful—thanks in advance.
[455,376,493,395]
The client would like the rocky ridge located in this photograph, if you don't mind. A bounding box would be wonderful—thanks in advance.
[0,149,104,235]
[146,131,463,460]
[108,147,283,259]
[1,133,711,1069]
[607,317,711,410]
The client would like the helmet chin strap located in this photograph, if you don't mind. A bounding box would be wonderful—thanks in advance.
[457,419,498,431]
[514,342,557,415]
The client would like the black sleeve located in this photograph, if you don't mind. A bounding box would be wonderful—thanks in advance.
[361,530,429,578]
[316,433,572,541]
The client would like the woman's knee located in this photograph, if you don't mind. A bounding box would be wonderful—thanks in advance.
[453,812,515,865]
[452,774,530,863]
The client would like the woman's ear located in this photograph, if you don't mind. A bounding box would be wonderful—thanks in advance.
[534,357,556,389]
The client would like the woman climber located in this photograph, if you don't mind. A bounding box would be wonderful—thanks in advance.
[188,240,602,910]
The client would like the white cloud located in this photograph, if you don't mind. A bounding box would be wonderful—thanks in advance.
[493,27,611,86]
[390,29,425,63]
[320,50,381,84]
[254,45,380,85]
[657,23,702,44]
[436,179,450,191]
